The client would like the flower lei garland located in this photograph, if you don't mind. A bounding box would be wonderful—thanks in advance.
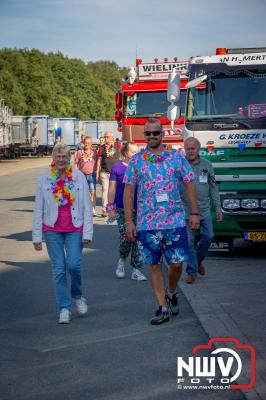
[97,145,116,158]
[105,145,116,158]
[142,144,172,163]
[50,163,75,206]
[106,202,117,212]
[81,149,94,162]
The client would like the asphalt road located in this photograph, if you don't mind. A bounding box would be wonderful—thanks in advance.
[0,161,254,400]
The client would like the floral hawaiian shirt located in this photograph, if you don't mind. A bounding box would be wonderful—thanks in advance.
[123,145,195,231]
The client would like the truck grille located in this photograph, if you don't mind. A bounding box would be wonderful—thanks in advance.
[222,208,266,216]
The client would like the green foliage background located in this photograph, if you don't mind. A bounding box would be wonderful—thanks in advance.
[0,48,127,120]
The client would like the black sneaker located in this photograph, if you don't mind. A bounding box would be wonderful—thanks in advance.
[150,306,170,325]
[165,292,179,315]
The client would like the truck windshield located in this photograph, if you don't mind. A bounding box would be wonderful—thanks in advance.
[125,90,186,118]
[187,70,266,122]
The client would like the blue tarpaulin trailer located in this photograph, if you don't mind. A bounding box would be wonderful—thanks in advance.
[54,118,80,148]
[37,117,79,149]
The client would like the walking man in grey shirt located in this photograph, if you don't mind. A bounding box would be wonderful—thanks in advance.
[182,137,223,284]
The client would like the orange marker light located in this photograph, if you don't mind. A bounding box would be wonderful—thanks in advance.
[216,48,227,55]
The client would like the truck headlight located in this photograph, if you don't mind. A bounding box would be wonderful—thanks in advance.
[261,199,266,209]
[241,199,259,209]
[223,199,240,209]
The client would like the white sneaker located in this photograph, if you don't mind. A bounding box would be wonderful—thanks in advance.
[58,308,71,324]
[75,297,88,316]
[93,208,98,216]
[131,268,147,281]
[116,258,126,278]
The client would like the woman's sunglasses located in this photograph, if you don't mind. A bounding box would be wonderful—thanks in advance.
[144,131,162,137]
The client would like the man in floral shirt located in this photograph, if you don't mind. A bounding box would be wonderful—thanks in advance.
[123,118,200,325]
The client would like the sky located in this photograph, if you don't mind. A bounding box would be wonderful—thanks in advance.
[0,0,266,68]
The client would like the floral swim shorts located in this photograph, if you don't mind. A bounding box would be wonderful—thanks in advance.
[137,227,188,266]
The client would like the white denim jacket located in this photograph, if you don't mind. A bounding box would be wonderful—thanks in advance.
[32,168,93,243]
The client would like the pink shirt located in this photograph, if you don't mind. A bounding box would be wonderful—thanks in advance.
[76,150,97,175]
[43,203,83,233]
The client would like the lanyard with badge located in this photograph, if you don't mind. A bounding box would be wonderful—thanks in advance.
[155,190,169,203]
[199,169,208,183]
[143,148,173,204]
[156,159,172,204]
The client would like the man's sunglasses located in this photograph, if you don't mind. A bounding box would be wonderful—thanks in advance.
[144,131,162,137]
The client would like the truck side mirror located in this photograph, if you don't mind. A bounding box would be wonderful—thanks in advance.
[186,74,207,89]
[167,104,181,122]
[115,110,122,121]
[167,72,180,102]
[115,92,123,109]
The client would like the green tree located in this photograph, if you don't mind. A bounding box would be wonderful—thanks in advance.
[0,48,128,119]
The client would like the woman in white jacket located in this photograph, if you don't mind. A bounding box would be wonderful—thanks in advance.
[32,143,93,324]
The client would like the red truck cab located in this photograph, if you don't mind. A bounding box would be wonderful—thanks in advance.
[115,58,188,149]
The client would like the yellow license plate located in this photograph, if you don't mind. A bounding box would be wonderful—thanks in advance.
[245,232,266,241]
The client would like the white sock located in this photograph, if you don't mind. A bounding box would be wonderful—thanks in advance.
[167,289,177,299]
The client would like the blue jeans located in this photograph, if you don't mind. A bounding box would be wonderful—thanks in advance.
[84,172,96,193]
[186,216,214,276]
[44,232,83,310]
